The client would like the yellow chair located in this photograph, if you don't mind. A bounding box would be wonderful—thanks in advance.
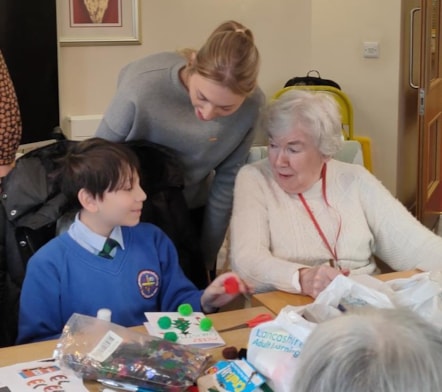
[272,85,373,172]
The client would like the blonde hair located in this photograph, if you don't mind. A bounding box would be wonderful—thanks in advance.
[181,20,260,96]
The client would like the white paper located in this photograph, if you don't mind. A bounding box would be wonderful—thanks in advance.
[0,359,88,392]
[144,311,225,349]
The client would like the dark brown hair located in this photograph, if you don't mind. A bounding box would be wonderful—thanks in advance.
[58,137,140,202]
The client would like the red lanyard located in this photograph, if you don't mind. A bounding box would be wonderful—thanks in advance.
[298,163,341,268]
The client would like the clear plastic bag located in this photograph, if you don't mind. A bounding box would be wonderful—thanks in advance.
[53,313,211,392]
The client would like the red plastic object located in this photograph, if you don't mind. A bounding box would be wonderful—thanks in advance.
[224,276,240,294]
[217,313,274,333]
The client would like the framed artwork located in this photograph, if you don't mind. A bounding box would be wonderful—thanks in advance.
[57,0,141,46]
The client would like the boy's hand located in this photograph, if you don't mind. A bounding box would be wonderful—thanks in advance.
[200,272,253,313]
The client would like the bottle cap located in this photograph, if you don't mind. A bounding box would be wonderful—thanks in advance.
[96,308,112,321]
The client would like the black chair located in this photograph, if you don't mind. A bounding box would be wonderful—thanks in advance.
[126,140,208,289]
[0,139,74,347]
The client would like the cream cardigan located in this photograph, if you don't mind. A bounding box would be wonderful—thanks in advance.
[230,159,442,293]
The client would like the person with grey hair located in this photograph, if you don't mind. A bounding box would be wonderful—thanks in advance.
[295,307,442,392]
[230,89,442,298]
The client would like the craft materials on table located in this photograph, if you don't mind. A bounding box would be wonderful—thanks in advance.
[217,313,274,333]
[56,313,211,392]
[144,305,225,349]
[0,359,88,392]
[224,277,240,294]
[197,359,268,392]
[98,378,155,391]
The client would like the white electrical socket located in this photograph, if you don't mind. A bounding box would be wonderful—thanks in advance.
[363,41,379,58]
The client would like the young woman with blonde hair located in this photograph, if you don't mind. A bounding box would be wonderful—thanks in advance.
[96,20,264,281]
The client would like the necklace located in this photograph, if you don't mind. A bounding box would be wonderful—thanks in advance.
[298,163,341,269]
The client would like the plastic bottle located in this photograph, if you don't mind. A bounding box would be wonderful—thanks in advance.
[96,308,112,322]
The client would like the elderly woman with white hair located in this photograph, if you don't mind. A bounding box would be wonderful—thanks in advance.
[294,307,442,392]
[230,89,442,298]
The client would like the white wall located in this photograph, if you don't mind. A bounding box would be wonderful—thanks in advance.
[311,0,402,194]
[58,0,311,124]
[57,0,402,194]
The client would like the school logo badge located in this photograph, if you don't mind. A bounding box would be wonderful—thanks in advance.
[138,270,160,298]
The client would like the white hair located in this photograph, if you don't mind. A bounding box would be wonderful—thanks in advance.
[295,307,442,392]
[260,89,343,157]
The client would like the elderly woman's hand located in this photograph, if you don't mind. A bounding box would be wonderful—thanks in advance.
[299,265,349,298]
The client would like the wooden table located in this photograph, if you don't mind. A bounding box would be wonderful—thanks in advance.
[0,306,273,392]
[251,269,420,314]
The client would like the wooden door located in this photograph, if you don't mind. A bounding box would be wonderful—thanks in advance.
[417,0,442,228]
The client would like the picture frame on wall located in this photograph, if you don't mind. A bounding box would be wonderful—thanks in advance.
[57,0,141,46]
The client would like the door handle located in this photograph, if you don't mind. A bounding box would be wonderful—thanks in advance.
[409,7,421,89]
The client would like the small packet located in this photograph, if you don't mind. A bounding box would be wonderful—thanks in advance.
[53,313,211,392]
[198,359,267,392]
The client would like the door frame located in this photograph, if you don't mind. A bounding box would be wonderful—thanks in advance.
[417,0,442,229]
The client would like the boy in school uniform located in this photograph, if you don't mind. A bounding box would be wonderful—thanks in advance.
[17,138,250,344]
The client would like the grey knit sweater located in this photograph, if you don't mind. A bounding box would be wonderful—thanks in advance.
[96,52,265,269]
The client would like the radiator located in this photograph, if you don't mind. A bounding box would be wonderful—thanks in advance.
[65,114,103,140]
[16,114,103,157]
[16,139,58,156]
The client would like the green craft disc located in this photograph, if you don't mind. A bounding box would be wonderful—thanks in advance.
[157,316,172,329]
[199,317,213,331]
[178,303,193,316]
[164,331,178,342]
